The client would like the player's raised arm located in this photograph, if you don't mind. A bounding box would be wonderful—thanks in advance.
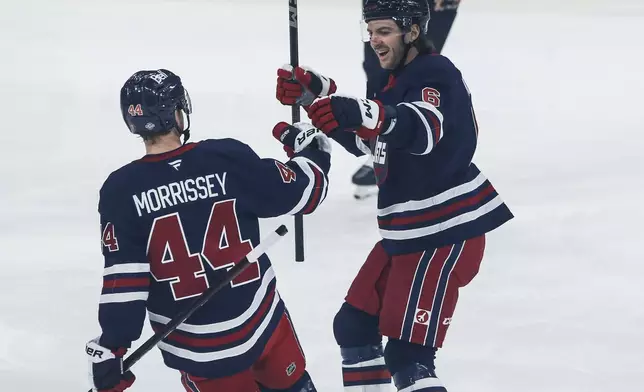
[305,87,446,156]
[378,82,446,155]
[275,65,371,158]
[215,122,332,218]
[277,64,447,157]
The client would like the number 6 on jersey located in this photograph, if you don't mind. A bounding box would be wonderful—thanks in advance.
[147,199,257,301]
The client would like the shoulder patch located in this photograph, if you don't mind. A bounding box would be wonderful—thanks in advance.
[274,161,296,183]
[422,87,441,107]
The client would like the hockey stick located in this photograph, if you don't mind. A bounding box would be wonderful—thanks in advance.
[87,224,288,392]
[288,0,305,262]
[427,0,460,54]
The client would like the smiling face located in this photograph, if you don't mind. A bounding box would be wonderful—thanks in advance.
[367,19,420,69]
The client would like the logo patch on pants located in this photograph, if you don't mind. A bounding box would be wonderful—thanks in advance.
[414,308,431,325]
[286,362,297,376]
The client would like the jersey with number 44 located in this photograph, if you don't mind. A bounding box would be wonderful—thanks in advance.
[97,138,329,378]
[333,53,513,254]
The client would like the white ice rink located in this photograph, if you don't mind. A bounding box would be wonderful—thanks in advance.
[1,0,643,391]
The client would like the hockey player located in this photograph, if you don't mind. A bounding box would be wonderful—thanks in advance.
[354,0,462,199]
[275,1,513,391]
[86,69,330,392]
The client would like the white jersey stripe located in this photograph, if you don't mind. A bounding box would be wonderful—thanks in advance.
[100,292,148,304]
[379,196,504,240]
[103,263,149,276]
[156,289,280,361]
[378,173,487,216]
[149,267,276,334]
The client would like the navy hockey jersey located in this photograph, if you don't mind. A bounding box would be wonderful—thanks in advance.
[97,138,329,378]
[334,53,513,254]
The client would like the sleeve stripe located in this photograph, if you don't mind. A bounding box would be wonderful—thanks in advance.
[355,135,372,155]
[301,164,324,214]
[414,101,444,143]
[381,117,397,135]
[100,292,148,304]
[104,263,149,276]
[399,101,444,155]
[103,277,150,289]
[303,159,328,212]
[320,171,329,203]
[285,157,317,215]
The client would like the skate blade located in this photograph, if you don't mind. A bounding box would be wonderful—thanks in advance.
[354,186,378,200]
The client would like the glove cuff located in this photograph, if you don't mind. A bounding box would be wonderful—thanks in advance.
[86,338,128,363]
[357,99,385,131]
[296,67,337,97]
[355,101,398,139]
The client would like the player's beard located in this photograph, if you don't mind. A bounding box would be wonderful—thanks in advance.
[373,42,404,70]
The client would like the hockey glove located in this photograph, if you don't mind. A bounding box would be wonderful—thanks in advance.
[86,337,135,392]
[272,122,332,158]
[276,65,337,107]
[307,95,393,139]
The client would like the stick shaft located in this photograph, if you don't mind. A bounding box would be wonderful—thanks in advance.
[288,0,305,262]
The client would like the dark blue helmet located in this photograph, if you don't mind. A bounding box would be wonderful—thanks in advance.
[120,69,192,142]
[363,0,431,35]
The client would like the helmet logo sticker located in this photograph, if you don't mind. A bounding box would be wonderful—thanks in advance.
[149,70,168,84]
[145,122,156,130]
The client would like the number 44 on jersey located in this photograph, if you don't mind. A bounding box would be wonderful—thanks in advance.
[101,199,258,301]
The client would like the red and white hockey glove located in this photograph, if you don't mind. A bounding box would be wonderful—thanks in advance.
[307,95,391,139]
[272,121,332,158]
[276,65,337,107]
[86,338,135,392]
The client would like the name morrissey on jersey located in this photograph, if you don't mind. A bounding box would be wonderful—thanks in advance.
[133,173,227,216]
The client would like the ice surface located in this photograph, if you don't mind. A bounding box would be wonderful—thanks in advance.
[1,0,643,390]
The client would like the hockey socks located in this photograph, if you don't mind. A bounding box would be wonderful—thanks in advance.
[340,344,391,391]
[386,340,446,392]
[392,363,446,392]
